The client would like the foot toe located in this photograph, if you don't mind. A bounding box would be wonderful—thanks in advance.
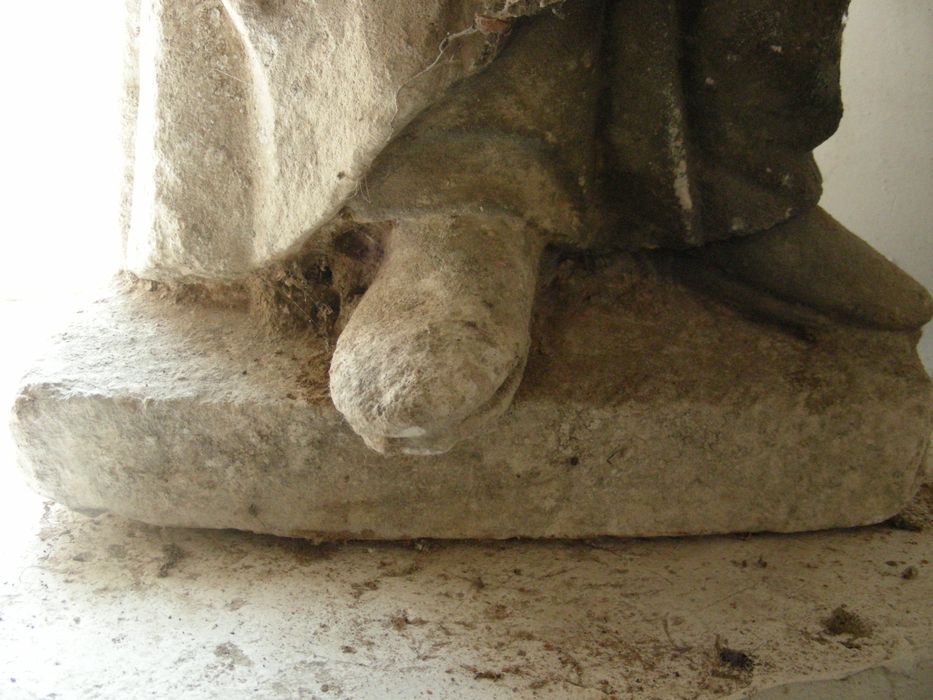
[329,213,540,454]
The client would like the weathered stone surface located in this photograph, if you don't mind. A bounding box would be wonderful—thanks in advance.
[10,255,931,539]
[329,213,542,455]
[122,0,561,281]
[693,207,933,331]
[122,0,857,283]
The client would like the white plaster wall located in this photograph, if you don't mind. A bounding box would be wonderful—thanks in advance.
[815,0,933,371]
[0,3,123,301]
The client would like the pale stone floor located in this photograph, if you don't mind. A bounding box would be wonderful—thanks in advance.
[1,299,931,699]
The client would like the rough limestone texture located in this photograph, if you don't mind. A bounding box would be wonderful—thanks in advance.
[122,0,854,283]
[10,256,931,540]
[123,0,561,281]
[329,213,542,455]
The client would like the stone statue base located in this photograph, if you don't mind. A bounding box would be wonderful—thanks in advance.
[11,253,930,539]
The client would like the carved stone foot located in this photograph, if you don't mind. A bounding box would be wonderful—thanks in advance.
[329,212,541,455]
[686,206,933,330]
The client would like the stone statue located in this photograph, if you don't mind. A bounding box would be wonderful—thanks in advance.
[9,0,931,539]
[122,0,931,454]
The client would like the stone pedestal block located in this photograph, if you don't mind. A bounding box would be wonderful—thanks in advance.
[9,256,931,539]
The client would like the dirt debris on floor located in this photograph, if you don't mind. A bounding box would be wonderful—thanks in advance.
[0,487,930,698]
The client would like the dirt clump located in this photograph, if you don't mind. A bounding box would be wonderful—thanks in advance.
[389,610,428,631]
[247,219,386,338]
[714,637,754,675]
[885,484,932,532]
[822,606,873,638]
[157,543,186,578]
[472,669,504,681]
